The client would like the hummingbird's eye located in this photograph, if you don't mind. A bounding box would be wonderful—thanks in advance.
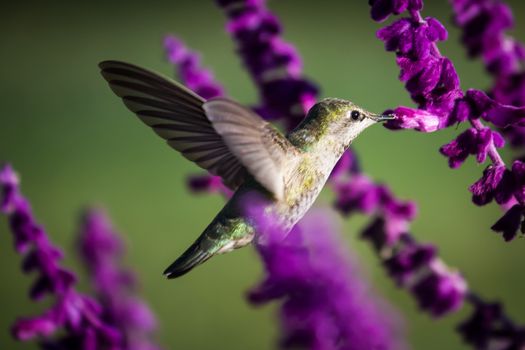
[350,110,360,121]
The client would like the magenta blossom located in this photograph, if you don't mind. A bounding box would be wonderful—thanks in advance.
[78,208,162,350]
[0,164,121,349]
[248,204,407,350]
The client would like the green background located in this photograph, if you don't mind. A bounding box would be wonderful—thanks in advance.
[1,1,524,349]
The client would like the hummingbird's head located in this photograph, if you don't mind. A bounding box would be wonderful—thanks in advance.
[299,98,393,148]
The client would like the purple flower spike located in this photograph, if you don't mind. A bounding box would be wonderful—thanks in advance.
[451,0,525,149]
[0,164,122,349]
[248,206,407,350]
[164,35,225,99]
[78,208,162,350]
[384,238,467,317]
[360,208,466,318]
[215,0,319,128]
[370,0,525,237]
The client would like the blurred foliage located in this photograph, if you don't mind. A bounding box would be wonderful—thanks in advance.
[1,0,524,349]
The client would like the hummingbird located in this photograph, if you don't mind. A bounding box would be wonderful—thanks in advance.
[99,60,393,278]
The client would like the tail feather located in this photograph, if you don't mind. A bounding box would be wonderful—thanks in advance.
[163,241,212,279]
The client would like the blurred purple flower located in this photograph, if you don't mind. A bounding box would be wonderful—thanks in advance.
[0,164,121,349]
[78,208,162,350]
[329,150,360,179]
[458,296,525,349]
[409,259,467,317]
[333,174,417,246]
[364,221,467,317]
[187,174,232,197]
[333,175,380,216]
[248,205,407,350]
[164,35,225,99]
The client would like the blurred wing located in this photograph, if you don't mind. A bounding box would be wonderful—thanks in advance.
[98,60,245,189]
[203,98,296,200]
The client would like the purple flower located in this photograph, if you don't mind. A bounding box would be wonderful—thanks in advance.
[466,89,525,128]
[477,161,525,241]
[458,301,503,349]
[410,259,467,317]
[187,174,232,197]
[215,0,318,128]
[439,127,504,168]
[248,206,407,350]
[468,165,507,206]
[383,238,467,317]
[384,242,436,285]
[332,172,417,246]
[369,0,421,22]
[164,35,225,99]
[458,297,525,349]
[333,175,380,216]
[329,149,360,180]
[492,71,525,108]
[451,0,525,149]
[0,164,122,349]
[378,186,418,244]
[377,16,463,119]
[511,160,525,203]
[385,107,442,132]
[468,159,525,238]
[78,208,162,350]
[451,0,523,76]
[491,204,524,241]
[0,163,19,213]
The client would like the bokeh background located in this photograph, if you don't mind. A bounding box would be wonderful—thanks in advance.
[1,1,525,349]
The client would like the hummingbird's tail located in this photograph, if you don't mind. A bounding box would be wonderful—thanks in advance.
[163,240,213,279]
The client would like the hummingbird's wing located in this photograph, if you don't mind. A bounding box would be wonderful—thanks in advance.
[99,61,297,198]
[203,99,295,200]
[99,60,246,189]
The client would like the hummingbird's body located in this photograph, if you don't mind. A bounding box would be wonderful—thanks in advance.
[99,61,391,278]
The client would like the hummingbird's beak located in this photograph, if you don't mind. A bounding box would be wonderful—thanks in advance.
[369,113,395,122]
